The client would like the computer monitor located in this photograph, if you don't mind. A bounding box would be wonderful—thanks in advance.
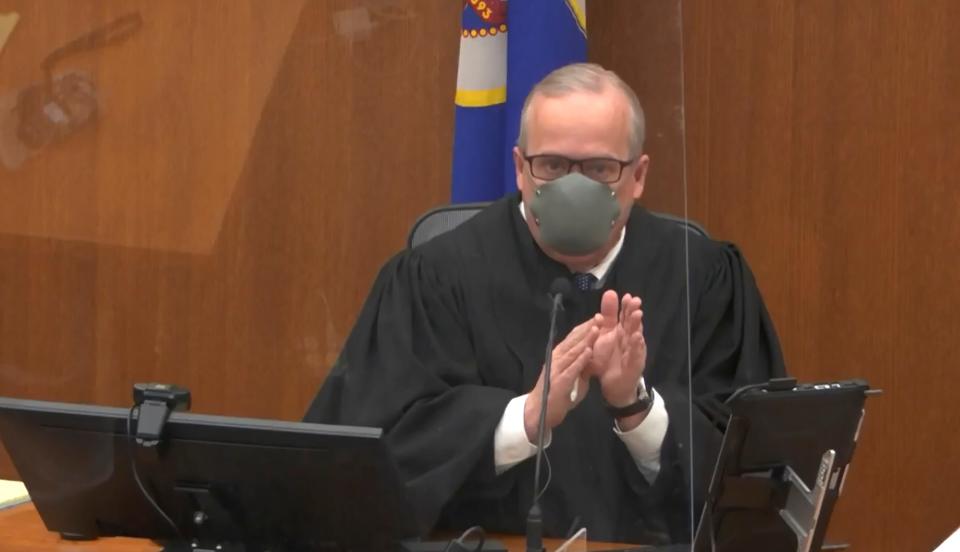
[694,379,872,552]
[0,397,418,551]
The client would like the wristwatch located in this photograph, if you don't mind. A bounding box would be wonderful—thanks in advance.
[605,379,653,418]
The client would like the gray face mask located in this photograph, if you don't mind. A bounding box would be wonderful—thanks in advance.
[527,172,622,256]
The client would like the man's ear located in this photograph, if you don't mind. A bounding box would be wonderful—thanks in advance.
[631,154,650,201]
[513,146,525,191]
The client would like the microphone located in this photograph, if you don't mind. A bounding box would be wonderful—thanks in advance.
[548,277,572,299]
[526,277,571,552]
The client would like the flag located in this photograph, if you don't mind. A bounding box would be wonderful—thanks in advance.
[451,0,587,203]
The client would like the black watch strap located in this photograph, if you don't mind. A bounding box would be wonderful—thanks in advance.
[606,380,653,418]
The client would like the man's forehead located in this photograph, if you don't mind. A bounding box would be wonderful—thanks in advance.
[526,89,631,156]
[533,86,620,108]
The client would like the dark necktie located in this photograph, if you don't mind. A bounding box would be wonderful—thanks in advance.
[573,273,598,291]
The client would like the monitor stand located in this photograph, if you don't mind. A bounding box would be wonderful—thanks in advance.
[779,450,837,552]
[158,484,248,552]
[697,414,840,552]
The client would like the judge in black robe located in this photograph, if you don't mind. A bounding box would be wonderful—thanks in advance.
[304,64,785,545]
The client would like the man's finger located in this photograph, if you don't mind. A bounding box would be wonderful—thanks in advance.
[600,290,619,329]
[620,295,641,327]
[556,327,597,373]
[623,308,643,336]
[555,347,591,395]
[625,330,646,371]
[620,294,632,324]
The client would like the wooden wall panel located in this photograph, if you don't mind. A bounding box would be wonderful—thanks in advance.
[0,0,459,476]
[0,0,305,253]
[682,0,960,550]
[589,0,687,215]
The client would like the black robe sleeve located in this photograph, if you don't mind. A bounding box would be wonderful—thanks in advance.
[650,241,787,540]
[303,250,515,535]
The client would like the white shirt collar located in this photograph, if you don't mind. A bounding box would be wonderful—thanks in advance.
[519,202,625,284]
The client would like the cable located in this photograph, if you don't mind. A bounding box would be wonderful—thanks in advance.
[42,13,143,86]
[126,405,182,537]
[443,525,486,552]
[534,449,553,504]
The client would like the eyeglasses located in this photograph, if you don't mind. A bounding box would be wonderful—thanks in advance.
[523,154,634,184]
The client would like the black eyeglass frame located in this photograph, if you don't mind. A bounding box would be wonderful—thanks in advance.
[522,153,636,184]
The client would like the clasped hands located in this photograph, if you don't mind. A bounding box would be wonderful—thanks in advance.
[523,290,648,442]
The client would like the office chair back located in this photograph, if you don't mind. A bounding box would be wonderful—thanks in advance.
[408,202,708,249]
[407,202,490,249]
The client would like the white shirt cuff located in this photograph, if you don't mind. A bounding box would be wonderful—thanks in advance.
[613,386,668,484]
[494,394,551,475]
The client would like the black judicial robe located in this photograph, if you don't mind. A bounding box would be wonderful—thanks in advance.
[304,194,785,544]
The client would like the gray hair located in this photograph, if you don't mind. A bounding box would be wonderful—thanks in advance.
[516,63,646,158]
